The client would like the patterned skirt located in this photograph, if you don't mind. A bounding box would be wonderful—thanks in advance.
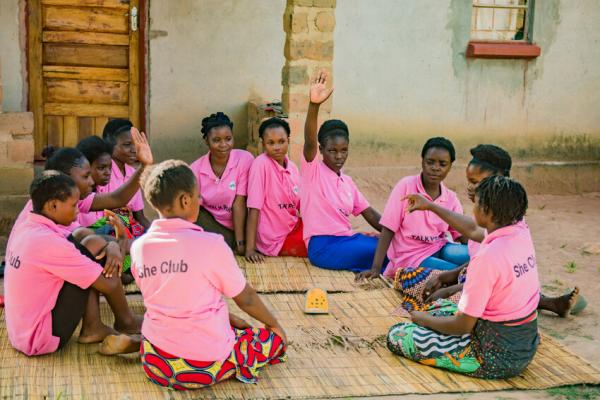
[141,327,287,390]
[387,300,539,379]
[393,267,466,311]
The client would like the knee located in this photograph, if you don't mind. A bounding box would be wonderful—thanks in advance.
[80,235,107,257]
[72,227,94,242]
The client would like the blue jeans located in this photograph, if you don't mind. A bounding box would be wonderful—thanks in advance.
[308,234,389,272]
[420,243,470,271]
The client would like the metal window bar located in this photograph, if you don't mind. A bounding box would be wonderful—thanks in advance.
[472,0,534,42]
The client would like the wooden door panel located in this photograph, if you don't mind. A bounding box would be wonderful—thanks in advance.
[43,6,128,33]
[43,43,129,68]
[44,79,129,105]
[29,0,141,158]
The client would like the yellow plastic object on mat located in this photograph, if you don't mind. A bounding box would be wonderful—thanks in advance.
[304,287,329,314]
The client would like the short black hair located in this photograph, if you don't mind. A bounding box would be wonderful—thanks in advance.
[421,137,456,162]
[469,144,512,177]
[102,118,132,141]
[103,124,132,148]
[30,170,77,213]
[44,147,88,174]
[201,112,233,139]
[76,136,113,165]
[141,160,197,210]
[317,119,349,146]
[258,117,290,139]
[475,175,528,227]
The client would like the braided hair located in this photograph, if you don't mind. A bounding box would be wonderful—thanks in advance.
[76,136,113,164]
[141,160,197,209]
[201,112,233,139]
[258,117,290,139]
[475,175,528,227]
[421,137,456,162]
[469,144,512,177]
[44,147,87,174]
[317,119,349,147]
[30,170,77,213]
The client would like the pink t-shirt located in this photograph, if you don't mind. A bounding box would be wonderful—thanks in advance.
[246,153,300,256]
[131,218,247,361]
[190,149,254,230]
[300,154,370,244]
[380,174,463,278]
[12,194,96,236]
[4,213,103,356]
[458,221,540,322]
[467,220,528,257]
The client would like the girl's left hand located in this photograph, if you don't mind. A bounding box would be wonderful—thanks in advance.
[105,209,127,239]
[101,242,123,278]
[131,127,153,166]
[245,249,264,263]
[230,314,252,330]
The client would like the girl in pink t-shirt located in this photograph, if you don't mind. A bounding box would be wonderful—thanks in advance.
[5,171,141,356]
[357,137,469,283]
[190,112,254,254]
[388,176,540,379]
[128,160,286,390]
[102,120,151,233]
[245,118,307,262]
[301,70,385,272]
[398,144,581,316]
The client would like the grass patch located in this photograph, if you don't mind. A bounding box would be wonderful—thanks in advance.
[564,261,577,273]
[546,384,600,400]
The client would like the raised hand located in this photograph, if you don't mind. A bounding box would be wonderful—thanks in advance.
[131,127,153,166]
[309,70,334,105]
[402,194,433,213]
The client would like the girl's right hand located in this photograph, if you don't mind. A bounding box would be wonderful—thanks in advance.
[402,194,433,213]
[423,275,443,301]
[309,70,334,105]
[245,249,264,263]
[355,268,380,282]
[267,324,287,345]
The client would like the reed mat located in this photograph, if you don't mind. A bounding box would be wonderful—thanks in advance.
[124,256,386,294]
[1,289,599,399]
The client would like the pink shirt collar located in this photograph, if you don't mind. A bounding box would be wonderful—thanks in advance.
[197,151,236,181]
[26,212,69,235]
[147,217,204,234]
[482,221,526,245]
[415,173,450,203]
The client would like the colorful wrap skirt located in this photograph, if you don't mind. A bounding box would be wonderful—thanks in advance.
[387,300,539,379]
[141,327,287,390]
[393,267,467,312]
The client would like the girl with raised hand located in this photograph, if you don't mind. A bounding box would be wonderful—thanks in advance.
[190,112,254,254]
[388,176,540,379]
[245,118,306,263]
[302,70,384,272]
[357,137,468,283]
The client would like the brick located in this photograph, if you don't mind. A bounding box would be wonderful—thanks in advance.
[291,0,313,6]
[291,12,308,34]
[282,91,310,114]
[315,11,335,32]
[0,168,33,195]
[0,112,34,137]
[8,139,34,164]
[285,40,334,61]
[282,64,309,86]
[313,0,336,7]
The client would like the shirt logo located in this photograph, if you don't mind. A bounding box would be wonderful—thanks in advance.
[293,186,299,194]
[228,181,236,191]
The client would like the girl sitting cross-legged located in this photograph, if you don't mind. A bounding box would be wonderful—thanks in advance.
[387,175,540,379]
[125,160,286,390]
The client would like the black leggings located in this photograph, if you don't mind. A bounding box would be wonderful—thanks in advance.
[51,235,104,349]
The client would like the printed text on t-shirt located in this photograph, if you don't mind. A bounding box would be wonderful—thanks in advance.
[513,255,536,278]
[137,259,189,278]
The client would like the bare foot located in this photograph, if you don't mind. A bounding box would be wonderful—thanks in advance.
[555,287,580,318]
[99,334,141,355]
[114,314,143,335]
[79,323,118,344]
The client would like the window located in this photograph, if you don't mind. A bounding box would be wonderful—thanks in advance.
[467,0,540,59]
[471,0,532,42]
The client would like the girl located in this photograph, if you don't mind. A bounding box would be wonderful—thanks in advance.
[190,112,254,254]
[12,128,152,247]
[357,137,468,282]
[76,135,113,228]
[387,175,539,379]
[5,171,141,356]
[302,71,383,272]
[245,118,306,262]
[102,122,151,232]
[128,160,286,390]
[399,144,581,316]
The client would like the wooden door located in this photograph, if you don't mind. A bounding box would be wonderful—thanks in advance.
[27,0,142,159]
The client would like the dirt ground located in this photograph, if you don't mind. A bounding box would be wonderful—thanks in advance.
[1,165,599,399]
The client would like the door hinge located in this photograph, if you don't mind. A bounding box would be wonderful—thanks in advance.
[130,6,138,32]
